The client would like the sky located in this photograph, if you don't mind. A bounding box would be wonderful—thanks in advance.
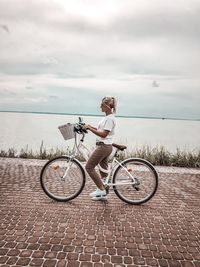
[0,0,200,119]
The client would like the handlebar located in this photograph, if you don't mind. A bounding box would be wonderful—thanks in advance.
[74,117,88,134]
[74,124,88,134]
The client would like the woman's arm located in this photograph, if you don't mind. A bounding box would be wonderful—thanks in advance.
[84,124,109,138]
[86,125,97,131]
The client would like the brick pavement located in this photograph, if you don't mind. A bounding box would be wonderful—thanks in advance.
[0,157,200,267]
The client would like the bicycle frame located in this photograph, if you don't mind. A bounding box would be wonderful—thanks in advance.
[65,133,138,187]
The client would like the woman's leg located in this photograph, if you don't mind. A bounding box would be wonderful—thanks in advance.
[85,145,112,190]
[99,155,110,178]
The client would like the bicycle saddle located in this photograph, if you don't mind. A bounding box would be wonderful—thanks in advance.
[112,143,127,151]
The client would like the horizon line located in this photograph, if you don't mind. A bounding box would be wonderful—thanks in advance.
[0,110,199,122]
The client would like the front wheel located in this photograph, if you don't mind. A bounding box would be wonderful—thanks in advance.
[40,156,85,201]
[113,158,158,205]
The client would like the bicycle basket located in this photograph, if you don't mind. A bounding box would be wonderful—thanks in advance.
[58,123,75,140]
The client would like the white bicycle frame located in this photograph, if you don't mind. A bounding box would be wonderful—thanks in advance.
[64,136,137,187]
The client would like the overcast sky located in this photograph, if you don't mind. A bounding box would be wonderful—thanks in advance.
[0,0,200,119]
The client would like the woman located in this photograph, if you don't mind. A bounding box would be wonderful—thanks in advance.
[84,96,117,200]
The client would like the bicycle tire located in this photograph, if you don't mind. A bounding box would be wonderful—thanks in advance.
[112,158,158,205]
[40,156,85,201]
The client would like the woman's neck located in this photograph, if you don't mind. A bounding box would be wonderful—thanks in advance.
[105,110,112,116]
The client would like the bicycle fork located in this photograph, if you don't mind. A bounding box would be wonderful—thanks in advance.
[61,158,74,180]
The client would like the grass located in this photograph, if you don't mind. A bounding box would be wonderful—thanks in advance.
[0,142,199,168]
[0,142,69,161]
[125,146,200,168]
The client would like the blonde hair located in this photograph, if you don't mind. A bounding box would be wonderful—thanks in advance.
[102,96,117,113]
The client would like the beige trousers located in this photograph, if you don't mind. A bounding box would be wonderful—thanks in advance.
[85,144,112,189]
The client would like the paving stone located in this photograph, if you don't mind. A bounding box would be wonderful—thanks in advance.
[43,259,57,267]
[7,249,20,256]
[67,260,80,267]
[79,253,92,261]
[6,256,18,265]
[101,254,110,263]
[92,254,101,262]
[111,255,123,263]
[171,252,184,260]
[0,249,8,255]
[45,251,58,258]
[141,250,153,258]
[182,261,195,267]
[4,242,16,248]
[57,259,67,267]
[27,243,40,250]
[30,258,44,266]
[75,246,83,253]
[19,249,33,257]
[96,247,107,254]
[193,254,200,261]
[158,259,169,267]
[52,244,63,251]
[168,260,182,267]
[103,264,113,267]
[84,246,95,253]
[94,263,103,267]
[146,258,159,266]
[16,242,28,249]
[124,256,133,264]
[61,239,72,245]
[63,245,75,252]
[16,257,31,266]
[67,252,79,260]
[0,256,9,264]
[129,249,140,256]
[80,262,93,267]
[57,252,66,259]
[40,244,52,250]
[117,248,128,256]
[133,257,146,265]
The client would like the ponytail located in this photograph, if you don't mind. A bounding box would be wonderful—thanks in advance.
[112,97,117,113]
[102,96,117,113]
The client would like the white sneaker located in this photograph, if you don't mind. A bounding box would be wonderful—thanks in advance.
[91,195,107,201]
[89,188,107,198]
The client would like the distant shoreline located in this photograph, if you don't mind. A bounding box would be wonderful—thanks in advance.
[0,110,199,122]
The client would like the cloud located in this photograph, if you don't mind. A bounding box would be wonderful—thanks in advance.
[0,24,10,33]
[111,8,200,41]
[152,81,159,87]
[1,0,200,78]
[49,95,59,99]
[0,0,199,119]
[23,96,48,103]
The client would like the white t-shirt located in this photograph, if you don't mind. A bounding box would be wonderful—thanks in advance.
[96,114,116,144]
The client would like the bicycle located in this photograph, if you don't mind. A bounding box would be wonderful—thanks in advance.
[40,117,158,205]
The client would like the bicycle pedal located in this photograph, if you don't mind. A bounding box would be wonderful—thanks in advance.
[104,184,110,194]
[134,186,140,191]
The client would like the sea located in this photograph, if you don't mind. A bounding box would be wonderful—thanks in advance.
[0,111,200,154]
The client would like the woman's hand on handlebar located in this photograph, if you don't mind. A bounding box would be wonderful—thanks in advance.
[83,124,90,130]
[76,123,88,133]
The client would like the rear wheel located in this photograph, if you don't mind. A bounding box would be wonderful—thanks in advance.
[40,156,85,201]
[113,158,158,204]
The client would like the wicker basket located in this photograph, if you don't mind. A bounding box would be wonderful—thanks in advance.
[58,123,75,140]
